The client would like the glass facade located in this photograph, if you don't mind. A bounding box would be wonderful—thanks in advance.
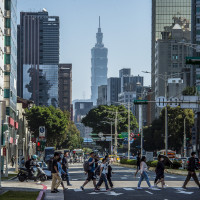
[23,64,58,107]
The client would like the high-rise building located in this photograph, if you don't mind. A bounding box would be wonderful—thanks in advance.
[97,85,107,106]
[17,10,60,105]
[107,77,121,105]
[151,0,191,120]
[58,64,72,112]
[91,17,108,105]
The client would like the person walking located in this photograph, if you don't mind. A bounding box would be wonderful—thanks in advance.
[11,155,15,167]
[137,156,153,189]
[80,152,96,190]
[182,152,200,189]
[51,152,61,193]
[62,152,72,186]
[155,155,166,188]
[135,153,141,177]
[95,158,110,191]
[57,157,67,191]
[107,163,114,189]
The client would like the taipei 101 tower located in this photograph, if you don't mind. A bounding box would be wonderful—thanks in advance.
[91,17,108,105]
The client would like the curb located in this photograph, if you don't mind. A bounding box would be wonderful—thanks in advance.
[8,176,17,181]
[36,184,47,200]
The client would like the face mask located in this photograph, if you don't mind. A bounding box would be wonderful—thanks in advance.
[161,158,164,161]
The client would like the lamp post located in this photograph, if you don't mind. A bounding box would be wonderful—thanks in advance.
[4,130,9,177]
[22,138,25,158]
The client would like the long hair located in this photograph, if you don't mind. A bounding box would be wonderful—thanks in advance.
[141,156,146,162]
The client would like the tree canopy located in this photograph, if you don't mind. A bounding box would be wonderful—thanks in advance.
[25,106,82,149]
[182,86,197,95]
[143,106,194,153]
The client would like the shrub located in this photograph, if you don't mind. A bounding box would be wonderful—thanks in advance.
[150,160,158,167]
[120,159,128,164]
[172,161,181,169]
[120,159,137,165]
[146,161,152,167]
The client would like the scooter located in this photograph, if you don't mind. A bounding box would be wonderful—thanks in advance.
[17,165,47,182]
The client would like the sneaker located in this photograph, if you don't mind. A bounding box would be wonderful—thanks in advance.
[80,186,84,191]
[163,185,168,188]
[67,184,72,186]
[106,189,111,192]
[154,184,158,188]
[182,186,186,190]
[51,190,57,193]
[148,186,154,189]
[137,187,143,190]
[94,188,100,192]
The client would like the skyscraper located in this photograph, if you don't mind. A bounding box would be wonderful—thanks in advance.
[17,10,60,106]
[91,17,108,105]
[151,0,191,120]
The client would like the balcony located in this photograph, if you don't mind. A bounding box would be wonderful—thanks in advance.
[4,46,11,54]
[4,28,11,36]
[4,10,10,18]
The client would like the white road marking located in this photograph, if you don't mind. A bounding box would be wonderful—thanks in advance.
[106,191,123,196]
[176,191,193,195]
[74,189,82,192]
[120,177,128,180]
[88,192,100,195]
[165,176,176,179]
[72,179,78,180]
[123,188,135,191]
[145,191,153,195]
[150,187,161,190]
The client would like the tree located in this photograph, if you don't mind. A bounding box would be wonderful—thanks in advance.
[182,86,196,95]
[82,105,138,149]
[25,106,69,147]
[143,106,194,153]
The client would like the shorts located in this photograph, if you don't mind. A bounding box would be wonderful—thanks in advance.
[87,171,96,181]
[156,173,164,180]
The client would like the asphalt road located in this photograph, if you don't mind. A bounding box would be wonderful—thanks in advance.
[61,163,200,200]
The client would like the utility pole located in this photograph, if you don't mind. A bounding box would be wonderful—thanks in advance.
[139,105,143,156]
[184,117,186,157]
[128,102,130,159]
[165,72,168,157]
[114,110,118,159]
[111,122,113,154]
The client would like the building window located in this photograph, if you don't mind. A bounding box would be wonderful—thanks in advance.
[172,55,178,60]
[172,45,178,50]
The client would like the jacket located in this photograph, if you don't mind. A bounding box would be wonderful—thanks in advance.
[187,157,196,172]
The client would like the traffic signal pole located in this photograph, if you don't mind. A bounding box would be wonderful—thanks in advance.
[114,110,118,159]
[128,102,130,159]
[139,104,143,156]
[165,72,168,157]
[184,117,186,157]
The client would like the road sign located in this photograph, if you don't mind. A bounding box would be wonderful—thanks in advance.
[106,136,112,141]
[186,57,200,65]
[98,132,103,137]
[169,97,179,108]
[180,96,200,109]
[101,137,105,141]
[39,126,45,138]
[156,96,167,108]
[134,100,148,105]
[121,132,128,138]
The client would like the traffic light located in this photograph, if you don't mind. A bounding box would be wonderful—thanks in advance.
[37,141,41,151]
[138,134,140,137]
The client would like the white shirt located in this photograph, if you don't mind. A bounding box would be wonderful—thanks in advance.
[101,163,108,174]
[140,161,148,174]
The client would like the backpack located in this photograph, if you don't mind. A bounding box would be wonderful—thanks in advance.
[83,161,91,172]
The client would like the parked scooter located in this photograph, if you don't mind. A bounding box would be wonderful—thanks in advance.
[17,164,47,182]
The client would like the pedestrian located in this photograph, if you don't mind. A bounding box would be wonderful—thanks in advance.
[57,157,67,191]
[11,155,15,167]
[62,152,72,186]
[135,153,141,177]
[182,152,200,189]
[155,155,166,188]
[137,156,153,189]
[95,158,110,191]
[51,152,61,193]
[107,163,114,189]
[80,152,96,191]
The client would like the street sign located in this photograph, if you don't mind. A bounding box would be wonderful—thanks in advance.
[98,132,103,137]
[186,57,200,65]
[106,136,112,141]
[121,132,128,138]
[156,96,167,108]
[101,137,105,141]
[39,126,45,138]
[169,97,179,108]
[146,152,153,161]
[134,100,148,105]
[180,96,200,109]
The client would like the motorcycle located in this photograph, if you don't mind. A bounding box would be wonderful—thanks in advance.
[17,165,47,182]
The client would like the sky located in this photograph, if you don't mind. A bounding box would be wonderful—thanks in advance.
[17,0,152,101]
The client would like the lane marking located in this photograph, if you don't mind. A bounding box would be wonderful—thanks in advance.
[165,176,176,179]
[106,191,123,196]
[150,188,161,190]
[120,177,128,180]
[145,191,153,195]
[88,192,100,195]
[176,191,193,195]
[74,189,82,192]
[72,179,78,180]
[123,188,135,191]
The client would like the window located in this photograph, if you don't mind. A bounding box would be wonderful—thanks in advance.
[172,45,178,50]
[5,18,10,28]
[4,36,10,46]
[172,55,178,60]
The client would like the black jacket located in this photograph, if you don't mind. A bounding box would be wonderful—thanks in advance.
[187,157,196,172]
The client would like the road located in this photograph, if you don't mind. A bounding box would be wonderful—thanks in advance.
[2,163,200,200]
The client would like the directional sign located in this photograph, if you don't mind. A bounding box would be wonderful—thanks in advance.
[39,126,45,138]
[106,136,112,141]
[169,97,179,108]
[156,96,167,108]
[98,132,103,137]
[121,132,128,138]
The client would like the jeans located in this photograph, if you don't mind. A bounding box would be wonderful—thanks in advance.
[138,171,151,187]
[96,174,109,190]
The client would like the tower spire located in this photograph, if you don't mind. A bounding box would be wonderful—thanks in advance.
[99,16,101,28]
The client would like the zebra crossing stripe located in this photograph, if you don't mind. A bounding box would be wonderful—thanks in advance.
[145,191,153,195]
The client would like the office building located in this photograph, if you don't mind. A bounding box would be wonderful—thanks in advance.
[151,0,191,120]
[91,17,108,105]
[97,85,107,106]
[58,64,72,112]
[17,10,60,105]
[107,77,121,105]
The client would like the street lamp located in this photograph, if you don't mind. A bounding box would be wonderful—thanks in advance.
[15,134,19,171]
[4,130,9,177]
[22,138,25,158]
